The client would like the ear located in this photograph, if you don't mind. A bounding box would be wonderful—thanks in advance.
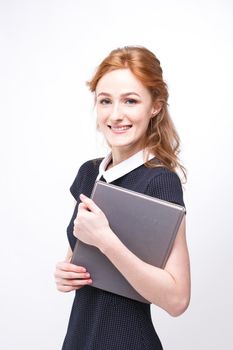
[151,101,162,117]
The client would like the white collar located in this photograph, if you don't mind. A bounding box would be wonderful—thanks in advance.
[96,150,155,183]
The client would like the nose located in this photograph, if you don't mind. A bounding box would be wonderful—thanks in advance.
[109,102,123,122]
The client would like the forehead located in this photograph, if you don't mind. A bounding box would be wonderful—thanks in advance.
[96,68,149,96]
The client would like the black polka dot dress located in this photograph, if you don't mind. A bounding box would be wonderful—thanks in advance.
[61,158,184,350]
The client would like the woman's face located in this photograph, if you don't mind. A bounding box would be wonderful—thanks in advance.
[96,68,158,158]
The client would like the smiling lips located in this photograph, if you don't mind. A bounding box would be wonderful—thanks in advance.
[108,125,132,133]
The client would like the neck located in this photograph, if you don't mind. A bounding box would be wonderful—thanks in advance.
[110,148,145,168]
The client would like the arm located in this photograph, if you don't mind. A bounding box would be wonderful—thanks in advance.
[74,194,191,316]
[100,217,190,316]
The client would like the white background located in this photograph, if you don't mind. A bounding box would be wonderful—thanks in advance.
[0,0,233,349]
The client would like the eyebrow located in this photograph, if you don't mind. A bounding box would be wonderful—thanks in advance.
[97,92,141,98]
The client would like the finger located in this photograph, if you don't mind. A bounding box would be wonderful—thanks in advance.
[57,285,83,293]
[79,193,101,214]
[78,202,88,212]
[66,278,92,286]
[55,271,90,280]
[57,278,92,287]
[56,262,87,273]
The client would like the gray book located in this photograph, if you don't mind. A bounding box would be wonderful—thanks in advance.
[71,180,186,303]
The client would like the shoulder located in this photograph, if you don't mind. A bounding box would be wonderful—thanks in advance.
[145,166,185,207]
[148,166,182,186]
[70,157,103,200]
[76,158,103,177]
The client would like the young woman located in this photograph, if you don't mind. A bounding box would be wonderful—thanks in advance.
[55,46,191,350]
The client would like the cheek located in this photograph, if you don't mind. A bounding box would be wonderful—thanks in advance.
[96,111,104,126]
[96,107,109,122]
[131,109,151,126]
[96,112,108,132]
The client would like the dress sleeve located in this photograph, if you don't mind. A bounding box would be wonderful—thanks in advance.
[66,160,100,250]
[69,162,88,201]
[69,158,102,200]
[146,170,185,207]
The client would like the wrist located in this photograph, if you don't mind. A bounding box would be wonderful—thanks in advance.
[98,228,118,255]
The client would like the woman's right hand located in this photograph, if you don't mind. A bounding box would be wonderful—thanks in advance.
[55,261,92,292]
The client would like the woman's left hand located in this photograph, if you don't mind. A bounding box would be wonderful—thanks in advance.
[73,193,112,249]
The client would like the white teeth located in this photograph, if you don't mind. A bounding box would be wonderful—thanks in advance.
[111,126,131,131]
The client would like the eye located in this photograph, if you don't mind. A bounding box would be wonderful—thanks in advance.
[125,98,138,105]
[99,98,112,105]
